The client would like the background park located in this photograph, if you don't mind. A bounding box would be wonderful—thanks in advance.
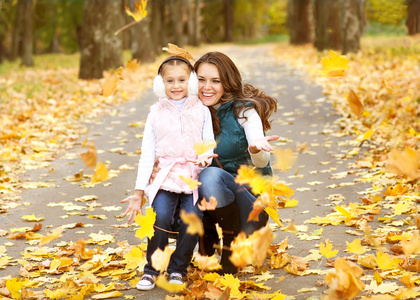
[1,0,420,299]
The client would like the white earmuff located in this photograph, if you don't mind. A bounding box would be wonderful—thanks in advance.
[153,74,167,98]
[188,71,198,96]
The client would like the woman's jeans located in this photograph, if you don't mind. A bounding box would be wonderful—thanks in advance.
[143,190,203,277]
[198,166,268,235]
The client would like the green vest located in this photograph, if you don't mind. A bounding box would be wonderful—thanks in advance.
[211,100,272,177]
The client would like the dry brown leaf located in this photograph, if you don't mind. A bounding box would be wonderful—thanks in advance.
[162,43,194,61]
[100,74,118,97]
[81,140,97,170]
[347,89,364,116]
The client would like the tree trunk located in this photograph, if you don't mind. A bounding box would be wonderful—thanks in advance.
[170,0,184,46]
[188,0,201,46]
[79,0,125,80]
[342,0,365,54]
[224,0,234,42]
[129,0,156,63]
[313,0,342,51]
[10,0,25,61]
[406,0,420,35]
[288,0,312,45]
[151,0,166,53]
[21,0,34,66]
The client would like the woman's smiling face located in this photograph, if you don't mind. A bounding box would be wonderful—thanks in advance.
[196,63,224,107]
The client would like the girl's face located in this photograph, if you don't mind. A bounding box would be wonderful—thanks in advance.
[162,65,190,100]
[197,63,224,107]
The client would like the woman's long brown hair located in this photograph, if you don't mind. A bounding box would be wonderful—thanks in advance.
[194,52,277,135]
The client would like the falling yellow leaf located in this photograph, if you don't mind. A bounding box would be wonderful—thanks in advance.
[100,74,118,97]
[39,228,63,246]
[320,241,339,259]
[194,140,217,155]
[387,147,420,180]
[324,258,364,300]
[151,246,172,272]
[347,89,364,116]
[179,175,201,189]
[155,274,186,293]
[346,239,368,255]
[284,198,298,208]
[91,161,110,184]
[320,50,350,77]
[81,140,97,170]
[162,43,194,61]
[272,148,297,171]
[194,253,222,271]
[197,196,218,211]
[125,0,148,22]
[135,207,156,239]
[180,210,204,236]
[264,207,283,227]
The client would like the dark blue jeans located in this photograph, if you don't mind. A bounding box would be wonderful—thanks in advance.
[198,166,268,235]
[143,190,203,277]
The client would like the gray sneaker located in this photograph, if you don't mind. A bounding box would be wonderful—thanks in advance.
[168,272,184,285]
[136,274,156,290]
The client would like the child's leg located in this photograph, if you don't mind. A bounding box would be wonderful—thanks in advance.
[144,190,180,276]
[167,193,203,276]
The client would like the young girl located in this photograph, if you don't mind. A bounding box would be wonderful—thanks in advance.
[121,56,215,290]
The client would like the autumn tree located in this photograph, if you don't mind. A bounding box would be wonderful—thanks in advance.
[224,0,234,41]
[313,0,342,51]
[406,0,420,35]
[79,0,124,80]
[288,0,312,45]
[21,0,34,66]
[188,0,202,46]
[129,0,157,63]
[342,0,365,54]
[151,0,167,54]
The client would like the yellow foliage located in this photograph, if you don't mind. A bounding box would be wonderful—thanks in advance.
[320,50,350,77]
[135,207,156,239]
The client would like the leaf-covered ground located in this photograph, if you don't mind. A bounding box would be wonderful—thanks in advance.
[1,38,420,299]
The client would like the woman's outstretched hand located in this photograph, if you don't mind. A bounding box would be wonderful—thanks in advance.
[249,135,279,154]
[121,190,144,222]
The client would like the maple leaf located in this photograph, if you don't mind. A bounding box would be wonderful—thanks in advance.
[401,231,420,255]
[320,50,350,77]
[264,207,283,227]
[135,207,156,239]
[346,238,368,255]
[383,183,409,196]
[124,246,145,270]
[218,274,241,296]
[194,140,217,155]
[74,240,94,260]
[125,0,148,22]
[179,175,201,189]
[324,258,364,300]
[320,240,339,258]
[91,161,110,184]
[272,148,297,171]
[180,209,204,236]
[100,74,118,97]
[38,228,63,246]
[21,214,44,222]
[81,140,97,170]
[347,89,364,116]
[375,251,402,270]
[6,277,29,299]
[194,253,222,271]
[151,245,172,272]
[91,291,122,299]
[162,43,194,61]
[197,196,218,211]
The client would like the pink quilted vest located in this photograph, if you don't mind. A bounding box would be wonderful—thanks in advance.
[145,95,205,205]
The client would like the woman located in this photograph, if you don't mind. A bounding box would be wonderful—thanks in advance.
[194,52,278,274]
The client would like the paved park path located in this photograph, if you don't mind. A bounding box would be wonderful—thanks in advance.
[0,44,371,299]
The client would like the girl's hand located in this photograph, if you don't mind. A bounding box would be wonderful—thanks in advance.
[149,158,160,184]
[190,153,218,167]
[249,135,279,154]
[121,190,145,222]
